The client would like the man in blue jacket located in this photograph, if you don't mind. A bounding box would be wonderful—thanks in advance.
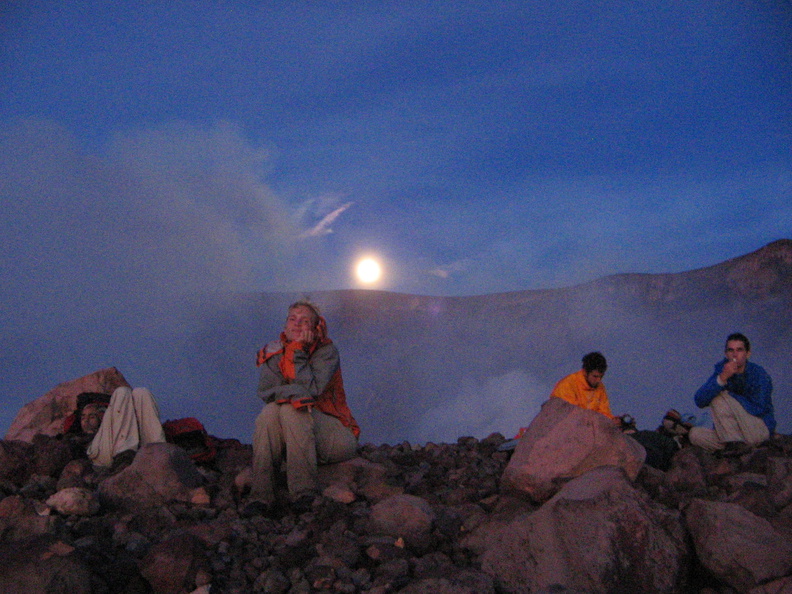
[689,333,775,455]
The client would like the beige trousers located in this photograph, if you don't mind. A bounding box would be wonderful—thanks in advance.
[251,402,358,500]
[87,386,166,467]
[688,392,769,452]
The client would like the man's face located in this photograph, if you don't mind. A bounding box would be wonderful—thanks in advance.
[584,370,604,388]
[725,340,750,371]
[80,403,106,435]
[284,305,316,342]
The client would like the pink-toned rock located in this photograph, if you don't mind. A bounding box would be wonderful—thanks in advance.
[46,487,100,516]
[99,442,205,511]
[318,456,402,503]
[748,575,792,594]
[0,534,98,593]
[0,494,37,518]
[685,498,792,592]
[501,397,646,502]
[666,447,708,494]
[0,439,35,485]
[234,465,252,492]
[5,367,130,442]
[323,482,357,504]
[371,494,436,549]
[476,466,690,593]
[189,486,211,505]
[56,458,94,490]
[185,521,234,547]
[768,457,792,510]
[139,532,210,594]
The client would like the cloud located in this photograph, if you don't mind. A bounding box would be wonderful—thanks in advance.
[0,119,345,305]
[299,201,353,238]
[428,258,473,280]
[407,370,550,443]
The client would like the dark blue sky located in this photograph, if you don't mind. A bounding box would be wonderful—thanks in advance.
[3,2,790,297]
[1,2,791,438]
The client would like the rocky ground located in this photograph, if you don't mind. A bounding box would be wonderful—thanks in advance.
[1,424,792,593]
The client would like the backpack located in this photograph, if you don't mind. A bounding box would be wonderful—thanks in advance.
[162,417,217,463]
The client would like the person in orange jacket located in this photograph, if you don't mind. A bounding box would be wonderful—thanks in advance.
[249,301,360,510]
[551,351,620,421]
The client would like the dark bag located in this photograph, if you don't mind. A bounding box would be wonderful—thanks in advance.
[162,417,216,463]
[630,430,680,471]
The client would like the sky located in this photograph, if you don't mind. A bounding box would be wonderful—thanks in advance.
[1,2,791,438]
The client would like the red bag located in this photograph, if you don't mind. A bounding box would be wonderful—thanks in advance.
[162,417,217,463]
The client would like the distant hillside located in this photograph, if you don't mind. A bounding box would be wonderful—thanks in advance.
[4,240,790,445]
[185,239,791,444]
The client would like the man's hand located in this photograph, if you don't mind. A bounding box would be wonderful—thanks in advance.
[719,359,740,383]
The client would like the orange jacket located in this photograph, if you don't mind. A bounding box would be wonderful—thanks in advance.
[550,369,615,419]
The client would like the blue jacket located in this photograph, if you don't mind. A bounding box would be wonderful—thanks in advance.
[694,360,775,433]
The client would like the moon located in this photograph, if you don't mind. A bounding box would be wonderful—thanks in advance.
[356,257,382,284]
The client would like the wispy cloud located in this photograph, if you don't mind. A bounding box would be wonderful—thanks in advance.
[299,201,353,238]
[428,258,472,280]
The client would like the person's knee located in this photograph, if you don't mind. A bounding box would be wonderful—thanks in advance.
[688,426,709,448]
[255,402,279,428]
[278,403,313,427]
[112,386,132,402]
[710,392,732,415]
[130,387,154,400]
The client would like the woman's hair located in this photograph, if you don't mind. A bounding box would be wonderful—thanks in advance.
[288,300,321,325]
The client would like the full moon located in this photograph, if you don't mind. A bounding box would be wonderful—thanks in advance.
[356,258,382,284]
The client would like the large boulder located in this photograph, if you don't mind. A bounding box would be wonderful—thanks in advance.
[685,498,792,592]
[5,367,130,442]
[501,397,645,502]
[370,494,436,551]
[99,442,206,511]
[0,439,35,485]
[475,466,691,593]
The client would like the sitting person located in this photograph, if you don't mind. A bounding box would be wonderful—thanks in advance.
[551,351,620,423]
[251,301,360,508]
[689,332,775,455]
[63,386,167,468]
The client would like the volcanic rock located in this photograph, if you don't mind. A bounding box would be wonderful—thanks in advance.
[501,396,646,502]
[5,367,130,443]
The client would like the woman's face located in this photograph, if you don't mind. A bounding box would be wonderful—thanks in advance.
[284,305,317,342]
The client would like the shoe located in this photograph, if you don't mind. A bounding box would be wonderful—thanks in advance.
[662,410,692,436]
[717,441,752,458]
[240,500,273,518]
[288,490,317,514]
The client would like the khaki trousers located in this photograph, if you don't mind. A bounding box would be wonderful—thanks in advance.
[689,392,769,452]
[87,386,166,467]
[251,402,358,500]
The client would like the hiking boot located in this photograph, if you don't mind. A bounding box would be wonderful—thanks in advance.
[717,441,752,458]
[662,410,692,436]
[288,489,318,514]
[240,499,274,518]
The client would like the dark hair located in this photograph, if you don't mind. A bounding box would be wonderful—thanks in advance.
[725,332,751,352]
[63,392,111,434]
[582,351,607,374]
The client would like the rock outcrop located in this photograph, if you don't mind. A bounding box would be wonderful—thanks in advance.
[501,397,646,502]
[5,367,130,443]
